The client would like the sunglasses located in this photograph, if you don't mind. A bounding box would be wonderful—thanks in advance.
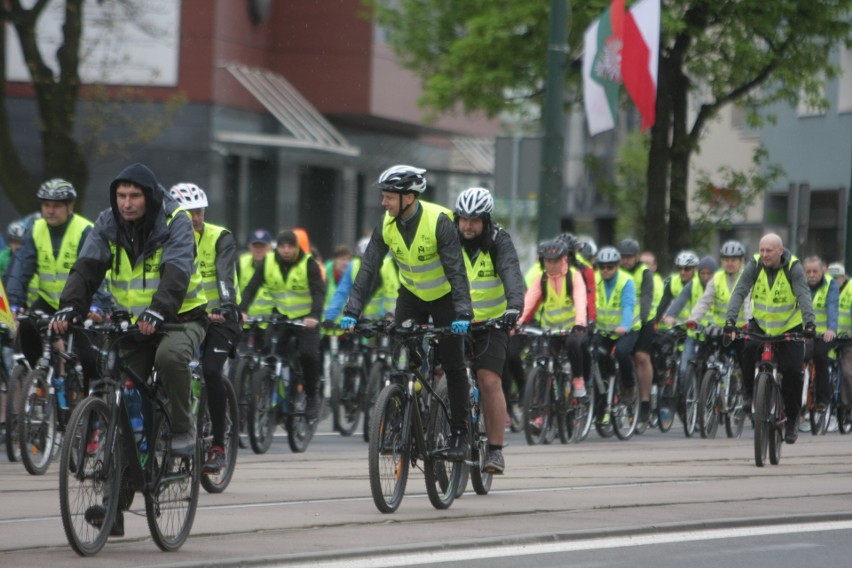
[679,267,695,272]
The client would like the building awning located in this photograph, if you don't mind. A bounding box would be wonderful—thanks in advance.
[217,64,359,157]
[452,137,495,174]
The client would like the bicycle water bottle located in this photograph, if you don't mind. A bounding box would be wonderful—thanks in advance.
[471,383,480,425]
[53,376,68,410]
[124,381,147,452]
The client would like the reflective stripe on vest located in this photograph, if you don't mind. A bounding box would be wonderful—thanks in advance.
[751,253,802,334]
[463,247,506,320]
[811,274,833,334]
[540,271,576,329]
[264,251,313,318]
[382,201,452,301]
[595,269,639,332]
[32,215,92,309]
[109,210,207,321]
[838,281,852,332]
[651,272,664,318]
[239,253,274,315]
[712,268,745,326]
[196,223,240,310]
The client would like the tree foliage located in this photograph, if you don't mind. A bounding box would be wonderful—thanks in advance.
[367,0,852,262]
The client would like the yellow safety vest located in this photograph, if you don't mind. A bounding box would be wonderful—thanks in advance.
[751,253,802,335]
[811,274,833,334]
[109,211,207,321]
[239,253,274,316]
[195,223,240,310]
[651,272,664,317]
[712,269,745,326]
[382,201,453,302]
[31,215,92,309]
[539,272,576,329]
[659,273,700,329]
[837,279,852,333]
[595,269,640,333]
[624,262,652,325]
[263,251,313,319]
[463,247,506,321]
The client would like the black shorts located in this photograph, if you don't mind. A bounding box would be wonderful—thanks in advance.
[468,328,509,375]
[633,322,655,354]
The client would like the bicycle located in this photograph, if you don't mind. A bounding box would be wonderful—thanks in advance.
[246,315,322,454]
[359,319,465,513]
[193,359,239,494]
[18,319,87,475]
[800,336,847,435]
[362,322,394,442]
[731,330,805,467]
[232,317,266,449]
[59,316,200,555]
[697,328,747,439]
[3,319,33,462]
[651,325,687,433]
[324,325,370,437]
[588,330,640,440]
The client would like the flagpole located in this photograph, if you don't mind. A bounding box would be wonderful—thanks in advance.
[537,0,568,242]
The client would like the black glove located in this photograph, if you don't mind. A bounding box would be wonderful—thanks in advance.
[724,319,737,335]
[803,322,816,339]
[572,325,587,335]
[51,306,80,326]
[501,309,520,328]
[138,309,165,331]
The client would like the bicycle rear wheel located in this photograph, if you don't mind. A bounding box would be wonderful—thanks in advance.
[368,383,409,513]
[681,364,699,438]
[201,379,239,494]
[555,374,570,444]
[424,381,464,509]
[753,372,772,467]
[613,380,639,440]
[572,378,595,443]
[286,381,315,453]
[19,368,58,475]
[332,363,363,437]
[725,368,747,438]
[145,413,200,551]
[4,362,27,462]
[522,366,552,446]
[698,369,721,439]
[233,357,254,449]
[363,360,389,443]
[768,381,784,466]
[59,396,119,557]
[247,367,276,454]
[469,408,493,494]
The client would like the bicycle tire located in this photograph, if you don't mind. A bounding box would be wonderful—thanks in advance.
[363,360,388,443]
[613,380,639,441]
[145,412,200,551]
[19,368,57,475]
[59,396,119,557]
[332,363,363,437]
[233,357,254,449]
[469,409,492,495]
[698,369,721,439]
[247,366,276,454]
[571,377,595,443]
[424,380,464,509]
[593,360,615,438]
[522,366,552,446]
[368,383,410,513]
[201,378,239,494]
[724,368,747,438]
[753,371,772,467]
[681,364,699,438]
[4,363,27,462]
[657,369,676,433]
[807,362,829,434]
[286,380,315,453]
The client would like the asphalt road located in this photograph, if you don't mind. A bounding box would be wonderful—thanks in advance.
[2,414,852,567]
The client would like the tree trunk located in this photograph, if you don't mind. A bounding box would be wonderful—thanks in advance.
[645,52,672,265]
[667,62,691,256]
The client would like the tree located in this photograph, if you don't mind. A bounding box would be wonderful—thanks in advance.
[367,0,852,262]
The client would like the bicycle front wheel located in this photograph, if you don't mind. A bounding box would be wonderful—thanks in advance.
[247,366,276,454]
[4,362,27,462]
[145,414,200,551]
[201,378,239,494]
[286,381,315,453]
[424,380,464,509]
[469,411,492,495]
[332,363,363,437]
[19,368,58,475]
[725,368,747,438]
[572,377,595,443]
[680,364,699,438]
[59,396,119,557]
[233,356,255,449]
[368,383,410,513]
[698,369,721,439]
[753,372,772,467]
[363,360,389,443]
[522,366,552,446]
[768,380,784,466]
[613,380,639,441]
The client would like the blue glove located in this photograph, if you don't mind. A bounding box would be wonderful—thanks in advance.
[451,320,470,334]
[340,316,358,330]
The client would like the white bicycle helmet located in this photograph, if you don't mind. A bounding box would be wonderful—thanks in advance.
[674,250,700,268]
[168,182,208,210]
[578,236,598,259]
[719,240,745,257]
[37,178,76,202]
[375,165,427,194]
[455,187,493,218]
[6,219,26,241]
[597,246,621,264]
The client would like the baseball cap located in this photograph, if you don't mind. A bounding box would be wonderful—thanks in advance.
[249,229,273,245]
[828,262,846,277]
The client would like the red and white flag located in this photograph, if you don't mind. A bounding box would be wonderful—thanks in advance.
[583,0,660,135]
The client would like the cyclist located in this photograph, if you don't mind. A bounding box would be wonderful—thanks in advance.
[324,238,399,323]
[237,229,275,322]
[617,238,655,426]
[0,219,27,284]
[659,250,702,385]
[454,187,524,473]
[836,263,852,421]
[802,256,838,412]
[239,229,326,421]
[51,163,208,452]
[828,263,847,291]
[640,250,664,315]
[594,246,640,408]
[168,183,241,474]
[724,232,815,444]
[339,165,473,460]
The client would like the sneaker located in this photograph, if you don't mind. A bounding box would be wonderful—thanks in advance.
[202,445,225,474]
[742,392,753,414]
[785,417,799,444]
[305,396,321,422]
[84,505,125,537]
[170,428,197,456]
[445,429,468,461]
[572,378,587,398]
[483,449,505,474]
